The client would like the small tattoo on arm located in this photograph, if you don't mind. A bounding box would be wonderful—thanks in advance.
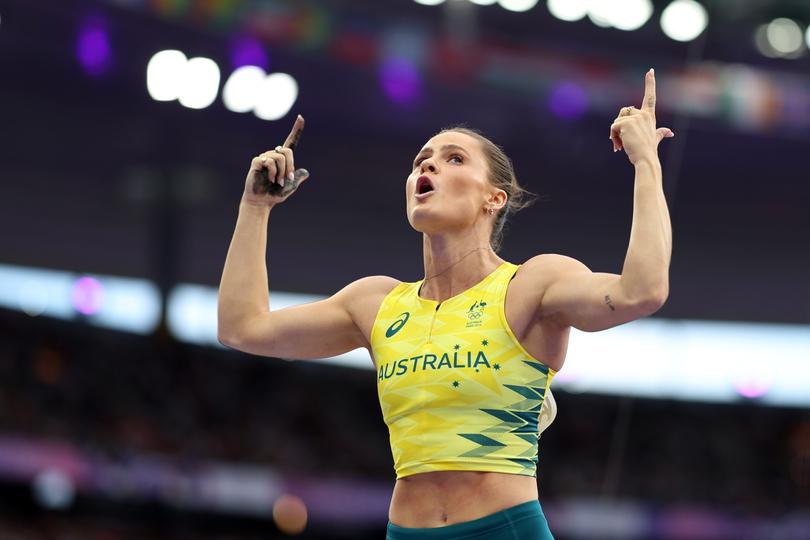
[604,295,615,311]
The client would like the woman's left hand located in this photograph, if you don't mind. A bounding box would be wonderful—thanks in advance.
[610,69,674,165]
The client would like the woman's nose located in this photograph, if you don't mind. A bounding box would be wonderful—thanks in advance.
[420,160,436,174]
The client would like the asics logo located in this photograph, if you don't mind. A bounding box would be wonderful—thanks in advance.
[385,312,410,338]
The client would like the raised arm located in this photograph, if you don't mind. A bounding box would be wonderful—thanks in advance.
[533,69,673,332]
[220,269,394,360]
[217,116,397,360]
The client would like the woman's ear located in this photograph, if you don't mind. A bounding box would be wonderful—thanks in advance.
[488,188,508,212]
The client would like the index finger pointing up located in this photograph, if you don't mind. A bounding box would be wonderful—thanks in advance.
[283,114,305,150]
[642,68,656,119]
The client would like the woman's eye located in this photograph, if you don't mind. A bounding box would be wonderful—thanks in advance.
[449,155,463,164]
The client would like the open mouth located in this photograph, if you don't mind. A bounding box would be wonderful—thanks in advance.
[416,175,434,196]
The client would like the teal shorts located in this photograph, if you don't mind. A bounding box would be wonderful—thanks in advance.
[386,500,554,540]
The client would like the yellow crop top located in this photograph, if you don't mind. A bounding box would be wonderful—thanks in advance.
[371,261,557,480]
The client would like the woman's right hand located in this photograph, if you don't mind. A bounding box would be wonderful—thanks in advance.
[242,114,310,207]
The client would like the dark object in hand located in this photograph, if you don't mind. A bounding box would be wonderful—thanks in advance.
[254,168,310,197]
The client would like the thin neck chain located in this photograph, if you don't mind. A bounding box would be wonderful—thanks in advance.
[423,247,491,283]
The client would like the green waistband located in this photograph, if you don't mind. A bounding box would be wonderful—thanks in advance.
[386,499,546,539]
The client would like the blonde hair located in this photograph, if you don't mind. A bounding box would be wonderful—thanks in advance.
[437,126,536,252]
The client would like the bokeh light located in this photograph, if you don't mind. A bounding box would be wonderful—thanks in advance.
[177,57,221,110]
[146,49,188,101]
[77,16,112,77]
[379,56,422,106]
[254,72,299,121]
[223,66,267,113]
[413,0,445,5]
[765,18,804,57]
[734,379,771,399]
[230,35,269,70]
[660,0,708,42]
[71,276,104,316]
[549,0,652,31]
[548,81,589,120]
[546,0,588,22]
[32,470,75,510]
[18,280,49,317]
[499,0,540,13]
[604,0,654,31]
[586,3,613,28]
[272,494,308,535]
[754,24,781,58]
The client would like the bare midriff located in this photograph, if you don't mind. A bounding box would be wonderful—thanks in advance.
[388,470,538,528]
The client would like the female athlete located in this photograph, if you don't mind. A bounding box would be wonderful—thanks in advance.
[218,69,673,539]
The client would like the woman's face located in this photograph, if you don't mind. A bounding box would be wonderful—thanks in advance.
[406,131,497,236]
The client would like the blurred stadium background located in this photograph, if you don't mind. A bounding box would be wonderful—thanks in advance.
[1,0,809,538]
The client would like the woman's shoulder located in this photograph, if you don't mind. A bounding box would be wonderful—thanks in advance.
[338,276,404,336]
[518,253,591,278]
[509,253,591,301]
[339,275,403,308]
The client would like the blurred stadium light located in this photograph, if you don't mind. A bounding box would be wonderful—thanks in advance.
[93,1,810,132]
[146,50,221,110]
[499,0,540,13]
[229,34,269,71]
[164,281,810,407]
[0,264,161,334]
[32,469,75,510]
[253,72,299,121]
[2,262,808,406]
[415,0,700,35]
[765,17,806,58]
[659,0,709,42]
[379,56,423,106]
[546,0,589,22]
[76,16,112,77]
[0,432,807,537]
[222,67,299,119]
[547,81,589,120]
[223,65,268,114]
[147,48,297,118]
[178,56,221,110]
[586,0,654,31]
[146,49,188,102]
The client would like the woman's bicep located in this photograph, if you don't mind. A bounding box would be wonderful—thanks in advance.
[219,289,365,360]
[526,254,659,332]
[542,271,630,331]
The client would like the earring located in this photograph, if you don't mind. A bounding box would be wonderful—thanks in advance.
[487,208,494,215]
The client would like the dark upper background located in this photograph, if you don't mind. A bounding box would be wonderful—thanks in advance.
[0,3,808,537]
[0,0,808,324]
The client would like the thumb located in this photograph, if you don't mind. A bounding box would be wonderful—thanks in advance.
[293,168,310,184]
[657,127,674,142]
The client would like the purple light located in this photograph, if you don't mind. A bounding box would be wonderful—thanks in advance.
[71,277,104,316]
[77,17,112,77]
[230,36,269,70]
[548,81,588,121]
[734,379,770,399]
[379,57,422,106]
